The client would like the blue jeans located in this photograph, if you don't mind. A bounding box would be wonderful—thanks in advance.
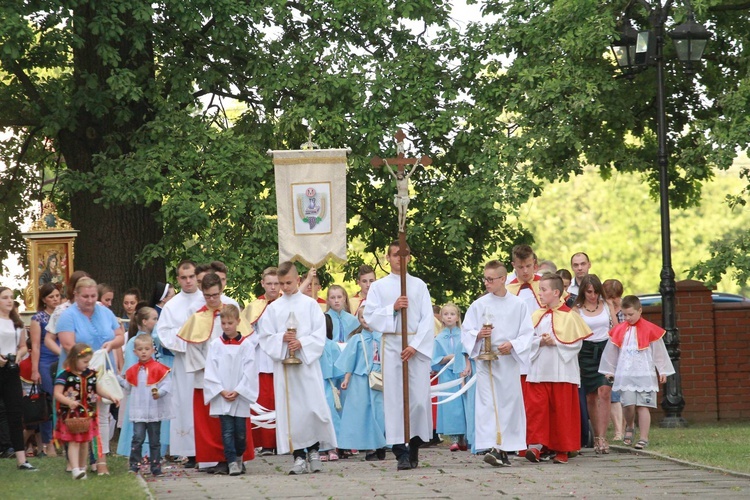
[219,415,247,463]
[130,421,162,470]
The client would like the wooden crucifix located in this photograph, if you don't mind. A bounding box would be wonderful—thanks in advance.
[370,128,432,443]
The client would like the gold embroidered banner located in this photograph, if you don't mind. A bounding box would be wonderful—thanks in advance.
[271,149,348,267]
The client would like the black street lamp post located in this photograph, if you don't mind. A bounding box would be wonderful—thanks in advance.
[610,1,710,428]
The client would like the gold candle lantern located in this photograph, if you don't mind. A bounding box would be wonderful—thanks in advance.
[282,312,302,365]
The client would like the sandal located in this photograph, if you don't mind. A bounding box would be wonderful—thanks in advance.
[600,437,610,454]
[634,440,649,450]
[97,462,110,476]
[623,428,634,447]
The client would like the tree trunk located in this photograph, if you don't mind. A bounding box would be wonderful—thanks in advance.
[55,4,165,316]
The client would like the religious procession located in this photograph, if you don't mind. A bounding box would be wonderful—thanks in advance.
[1,136,675,483]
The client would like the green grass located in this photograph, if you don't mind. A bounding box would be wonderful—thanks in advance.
[614,422,750,474]
[1,455,147,499]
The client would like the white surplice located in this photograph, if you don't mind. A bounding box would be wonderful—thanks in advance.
[363,273,434,445]
[257,291,336,454]
[528,313,582,385]
[155,290,204,456]
[203,336,258,417]
[598,326,675,393]
[462,292,534,451]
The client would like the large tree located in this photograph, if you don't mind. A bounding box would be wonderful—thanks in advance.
[0,0,534,308]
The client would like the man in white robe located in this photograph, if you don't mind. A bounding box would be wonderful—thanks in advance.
[257,261,336,475]
[462,260,534,467]
[364,240,434,471]
[156,260,204,467]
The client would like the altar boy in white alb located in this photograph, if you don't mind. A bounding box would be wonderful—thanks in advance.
[364,240,434,471]
[257,261,336,475]
[204,305,258,476]
[156,260,204,466]
[462,260,534,467]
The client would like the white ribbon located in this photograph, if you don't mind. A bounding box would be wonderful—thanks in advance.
[432,374,477,405]
[430,356,455,382]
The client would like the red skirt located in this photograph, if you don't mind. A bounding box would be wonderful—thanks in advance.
[193,389,255,462]
[525,381,581,453]
[55,410,99,444]
[431,377,438,430]
[251,373,277,449]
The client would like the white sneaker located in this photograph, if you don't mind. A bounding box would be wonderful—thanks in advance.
[72,468,86,480]
[228,461,241,476]
[289,457,308,475]
[307,450,322,473]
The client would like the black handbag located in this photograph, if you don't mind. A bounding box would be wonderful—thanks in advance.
[22,384,50,425]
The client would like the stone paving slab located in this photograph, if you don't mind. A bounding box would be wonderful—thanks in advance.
[146,447,750,499]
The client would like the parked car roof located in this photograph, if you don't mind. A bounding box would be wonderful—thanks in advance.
[637,293,750,307]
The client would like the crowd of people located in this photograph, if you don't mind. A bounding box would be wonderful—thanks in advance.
[0,244,675,479]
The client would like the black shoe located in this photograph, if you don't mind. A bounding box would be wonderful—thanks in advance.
[408,440,420,469]
[396,454,412,471]
[183,457,196,469]
[1,448,16,459]
[151,467,164,477]
[483,449,503,467]
[210,462,229,475]
[365,452,379,461]
[376,448,387,460]
[18,462,38,471]
[259,448,275,456]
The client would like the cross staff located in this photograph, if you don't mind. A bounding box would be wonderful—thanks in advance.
[370,128,432,443]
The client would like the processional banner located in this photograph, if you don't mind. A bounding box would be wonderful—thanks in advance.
[271,148,348,267]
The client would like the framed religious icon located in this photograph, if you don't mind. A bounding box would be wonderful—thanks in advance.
[22,200,79,313]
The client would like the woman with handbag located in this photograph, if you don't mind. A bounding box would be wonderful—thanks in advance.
[0,286,37,470]
[29,283,62,456]
[56,277,125,475]
[54,343,121,480]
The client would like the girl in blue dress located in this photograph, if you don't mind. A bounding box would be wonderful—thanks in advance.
[335,308,386,460]
[431,303,472,451]
[116,307,171,458]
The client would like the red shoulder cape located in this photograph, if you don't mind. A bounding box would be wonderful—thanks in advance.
[608,318,665,351]
[124,359,171,387]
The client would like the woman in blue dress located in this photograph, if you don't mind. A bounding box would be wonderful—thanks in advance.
[29,283,62,456]
[335,309,386,460]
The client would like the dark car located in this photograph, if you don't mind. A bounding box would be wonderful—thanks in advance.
[638,292,749,307]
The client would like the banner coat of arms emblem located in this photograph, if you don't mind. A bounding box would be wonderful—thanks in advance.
[271,148,348,267]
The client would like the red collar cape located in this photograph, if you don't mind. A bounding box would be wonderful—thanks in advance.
[221,332,246,345]
[531,302,593,344]
[177,305,221,344]
[506,275,542,307]
[124,359,171,387]
[609,318,665,351]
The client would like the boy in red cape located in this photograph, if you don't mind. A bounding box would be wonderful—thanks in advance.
[121,335,173,476]
[526,273,591,464]
[599,295,674,450]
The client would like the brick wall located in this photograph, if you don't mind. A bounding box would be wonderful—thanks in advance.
[641,280,750,423]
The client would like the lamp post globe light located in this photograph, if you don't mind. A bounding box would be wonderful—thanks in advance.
[610,1,711,428]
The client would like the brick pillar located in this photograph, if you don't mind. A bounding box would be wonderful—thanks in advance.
[673,280,718,422]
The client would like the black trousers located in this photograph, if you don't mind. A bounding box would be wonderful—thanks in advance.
[0,367,24,451]
[293,441,319,460]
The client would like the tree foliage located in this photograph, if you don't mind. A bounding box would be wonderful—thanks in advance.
[2,0,750,308]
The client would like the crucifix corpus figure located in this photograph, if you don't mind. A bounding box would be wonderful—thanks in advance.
[384,160,419,233]
[366,129,435,471]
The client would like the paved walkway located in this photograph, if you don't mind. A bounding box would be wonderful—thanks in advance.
[147,446,750,499]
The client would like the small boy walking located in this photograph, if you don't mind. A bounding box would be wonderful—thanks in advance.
[599,295,675,450]
[120,335,173,476]
[204,305,258,476]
